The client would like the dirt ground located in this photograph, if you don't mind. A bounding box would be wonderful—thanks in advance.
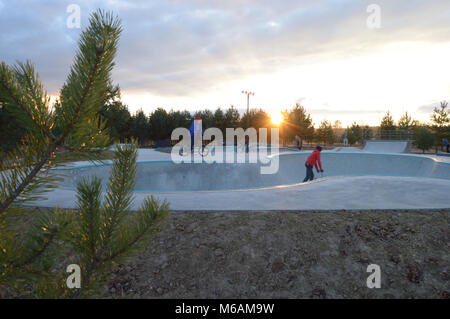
[103,210,449,299]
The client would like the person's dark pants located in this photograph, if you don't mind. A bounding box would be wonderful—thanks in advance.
[303,163,314,182]
[447,144,449,153]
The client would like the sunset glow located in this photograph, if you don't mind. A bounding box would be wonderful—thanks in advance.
[270,112,283,126]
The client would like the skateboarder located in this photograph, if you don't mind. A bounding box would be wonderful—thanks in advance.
[443,138,450,153]
[295,135,303,150]
[303,146,324,182]
[342,132,348,146]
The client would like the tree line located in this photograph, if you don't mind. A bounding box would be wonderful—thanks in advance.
[1,80,448,152]
[376,104,449,152]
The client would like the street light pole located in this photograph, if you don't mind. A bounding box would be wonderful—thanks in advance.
[241,91,255,153]
[241,90,255,129]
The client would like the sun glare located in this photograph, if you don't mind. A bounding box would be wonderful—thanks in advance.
[271,112,283,126]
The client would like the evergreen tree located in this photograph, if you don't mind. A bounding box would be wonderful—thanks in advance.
[431,101,449,128]
[397,111,418,139]
[130,109,149,145]
[0,10,168,298]
[283,104,315,143]
[414,126,435,153]
[69,143,168,298]
[346,122,363,145]
[333,120,342,129]
[213,107,226,134]
[100,100,131,142]
[224,105,240,129]
[398,111,413,130]
[362,125,373,141]
[149,108,171,141]
[430,101,450,151]
[379,111,396,139]
[240,108,271,130]
[0,101,24,152]
[316,120,335,145]
[169,110,192,131]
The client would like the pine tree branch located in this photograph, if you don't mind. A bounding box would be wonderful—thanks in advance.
[103,218,159,263]
[104,196,169,263]
[0,11,121,215]
[0,145,55,215]
[13,228,58,268]
[96,145,136,263]
[0,65,49,138]
[0,53,102,214]
[100,161,129,249]
[17,62,53,139]
[56,50,104,146]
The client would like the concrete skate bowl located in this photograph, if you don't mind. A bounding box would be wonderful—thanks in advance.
[52,152,450,192]
[362,141,411,153]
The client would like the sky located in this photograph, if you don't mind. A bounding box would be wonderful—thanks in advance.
[1,0,449,127]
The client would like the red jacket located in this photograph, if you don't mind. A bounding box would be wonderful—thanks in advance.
[305,149,322,170]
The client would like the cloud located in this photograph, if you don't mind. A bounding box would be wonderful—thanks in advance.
[1,0,450,105]
[416,102,447,114]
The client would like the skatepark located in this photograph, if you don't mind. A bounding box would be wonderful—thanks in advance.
[34,141,450,211]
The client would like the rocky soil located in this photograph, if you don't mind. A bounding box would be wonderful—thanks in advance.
[103,210,449,299]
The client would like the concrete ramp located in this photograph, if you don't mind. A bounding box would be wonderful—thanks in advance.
[363,141,410,153]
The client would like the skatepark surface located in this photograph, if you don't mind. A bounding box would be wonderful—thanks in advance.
[332,140,410,153]
[28,142,450,211]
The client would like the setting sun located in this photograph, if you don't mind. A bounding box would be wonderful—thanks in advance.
[271,112,283,126]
